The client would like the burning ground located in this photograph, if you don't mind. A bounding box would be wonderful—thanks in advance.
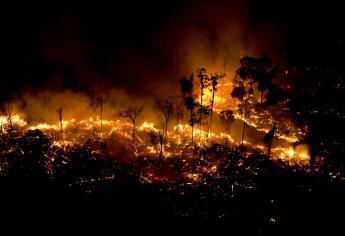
[1,0,345,234]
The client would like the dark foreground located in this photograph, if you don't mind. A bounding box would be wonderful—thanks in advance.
[1,170,345,235]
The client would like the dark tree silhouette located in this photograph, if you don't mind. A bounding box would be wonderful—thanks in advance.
[96,97,104,136]
[231,82,251,147]
[57,106,63,138]
[156,97,174,147]
[179,74,193,95]
[179,74,198,143]
[196,68,210,130]
[209,73,225,135]
[236,54,277,103]
[184,96,198,143]
[263,124,276,158]
[119,106,143,145]
[232,54,279,147]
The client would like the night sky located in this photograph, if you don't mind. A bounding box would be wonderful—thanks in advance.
[1,0,344,100]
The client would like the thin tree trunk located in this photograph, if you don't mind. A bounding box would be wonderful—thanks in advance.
[190,109,194,144]
[209,89,215,135]
[241,120,246,147]
[100,100,103,136]
[164,119,168,148]
[160,137,163,158]
[267,144,272,158]
[132,120,135,144]
[57,107,63,139]
[226,122,231,148]
[199,87,203,129]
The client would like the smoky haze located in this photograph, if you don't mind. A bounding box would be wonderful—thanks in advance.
[2,0,285,100]
[0,0,289,147]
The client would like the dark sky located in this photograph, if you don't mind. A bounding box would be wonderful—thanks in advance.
[1,0,344,100]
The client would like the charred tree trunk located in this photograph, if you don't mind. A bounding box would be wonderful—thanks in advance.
[164,119,168,149]
[209,89,216,136]
[199,88,203,130]
[159,135,163,158]
[190,109,194,144]
[225,123,231,148]
[57,107,63,138]
[241,120,246,147]
[100,99,103,136]
[132,120,136,145]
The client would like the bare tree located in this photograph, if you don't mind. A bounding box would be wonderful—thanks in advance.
[184,96,198,144]
[196,68,210,130]
[57,107,63,138]
[208,73,225,135]
[179,75,197,144]
[119,106,143,144]
[156,97,174,147]
[264,123,276,158]
[96,97,104,136]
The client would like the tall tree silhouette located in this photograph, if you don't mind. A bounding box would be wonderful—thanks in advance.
[57,106,63,138]
[179,75,198,143]
[236,54,277,103]
[96,97,104,136]
[196,68,210,131]
[209,73,225,135]
[156,97,174,149]
[231,82,251,147]
[263,123,276,158]
[184,96,198,144]
[119,106,143,145]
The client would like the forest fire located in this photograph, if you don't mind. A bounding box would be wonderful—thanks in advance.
[1,1,345,233]
[0,109,309,166]
[1,51,319,190]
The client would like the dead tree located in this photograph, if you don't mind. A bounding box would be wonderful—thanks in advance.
[57,107,63,138]
[96,97,104,136]
[156,97,174,147]
[119,106,143,145]
[196,68,210,131]
[264,123,276,158]
[208,73,225,135]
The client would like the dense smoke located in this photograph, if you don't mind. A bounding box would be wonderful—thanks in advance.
[1,0,291,149]
[4,0,284,98]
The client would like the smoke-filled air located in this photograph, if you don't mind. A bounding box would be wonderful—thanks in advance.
[1,0,345,233]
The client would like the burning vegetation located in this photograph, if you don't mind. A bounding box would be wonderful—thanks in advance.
[2,0,345,234]
[0,55,325,184]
